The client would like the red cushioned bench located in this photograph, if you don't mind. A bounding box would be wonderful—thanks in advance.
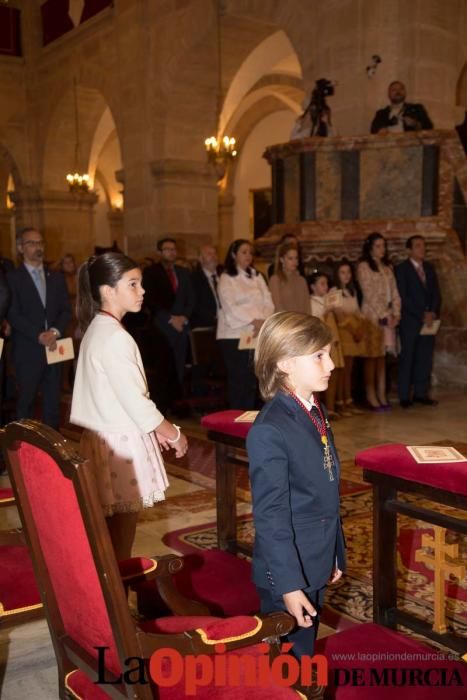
[0,486,15,506]
[355,442,467,654]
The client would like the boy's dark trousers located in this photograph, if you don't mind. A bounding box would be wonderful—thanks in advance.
[258,584,326,659]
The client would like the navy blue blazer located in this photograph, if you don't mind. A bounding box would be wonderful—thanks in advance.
[143,262,194,326]
[7,265,71,363]
[395,259,441,328]
[190,265,222,329]
[247,391,346,596]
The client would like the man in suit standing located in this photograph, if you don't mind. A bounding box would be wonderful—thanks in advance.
[395,235,441,408]
[7,228,71,429]
[143,238,194,391]
[371,81,433,134]
[191,244,221,329]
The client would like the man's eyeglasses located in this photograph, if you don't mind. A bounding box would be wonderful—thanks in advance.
[23,240,44,247]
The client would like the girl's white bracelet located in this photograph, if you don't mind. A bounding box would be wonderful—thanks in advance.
[166,424,181,444]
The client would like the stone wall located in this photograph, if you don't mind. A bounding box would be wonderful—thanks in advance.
[0,0,465,262]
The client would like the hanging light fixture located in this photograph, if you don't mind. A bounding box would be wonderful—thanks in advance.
[66,77,91,193]
[204,0,238,180]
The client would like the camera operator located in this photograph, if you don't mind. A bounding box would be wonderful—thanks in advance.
[290,79,336,139]
[371,81,433,134]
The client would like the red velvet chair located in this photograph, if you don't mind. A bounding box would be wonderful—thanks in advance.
[0,484,43,620]
[2,420,306,699]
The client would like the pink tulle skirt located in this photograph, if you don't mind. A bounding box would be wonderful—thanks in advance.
[79,429,169,516]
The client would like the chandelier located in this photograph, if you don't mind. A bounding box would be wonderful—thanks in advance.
[204,1,238,181]
[66,173,90,192]
[66,77,91,193]
[204,135,237,170]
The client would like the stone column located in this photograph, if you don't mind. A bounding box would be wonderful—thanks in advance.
[149,158,219,259]
[10,187,98,261]
[0,207,15,258]
[218,190,235,258]
[107,209,124,251]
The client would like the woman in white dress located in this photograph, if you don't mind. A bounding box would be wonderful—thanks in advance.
[217,239,274,409]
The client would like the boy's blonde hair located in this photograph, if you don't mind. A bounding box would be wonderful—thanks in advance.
[255,311,332,400]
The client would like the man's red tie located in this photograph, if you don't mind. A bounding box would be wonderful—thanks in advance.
[416,264,426,285]
[167,266,178,292]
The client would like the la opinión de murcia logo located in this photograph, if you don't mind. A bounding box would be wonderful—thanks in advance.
[95,643,328,695]
[95,645,465,694]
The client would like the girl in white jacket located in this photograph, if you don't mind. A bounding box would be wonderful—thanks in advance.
[71,252,188,560]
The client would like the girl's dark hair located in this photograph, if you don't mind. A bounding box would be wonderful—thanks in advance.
[77,252,138,331]
[361,232,389,272]
[223,239,254,277]
[334,261,357,296]
[308,271,329,289]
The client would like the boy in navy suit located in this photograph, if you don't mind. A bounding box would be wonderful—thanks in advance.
[247,312,345,695]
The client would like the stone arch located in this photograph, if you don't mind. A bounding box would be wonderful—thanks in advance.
[219,30,303,134]
[0,142,23,190]
[218,30,304,249]
[41,84,122,193]
[0,143,22,256]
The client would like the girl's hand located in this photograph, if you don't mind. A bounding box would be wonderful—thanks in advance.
[173,432,188,458]
[282,590,317,628]
[251,319,264,337]
[155,432,171,451]
[328,567,343,584]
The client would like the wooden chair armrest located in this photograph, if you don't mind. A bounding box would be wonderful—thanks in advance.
[138,611,295,657]
[120,554,184,586]
[126,554,211,616]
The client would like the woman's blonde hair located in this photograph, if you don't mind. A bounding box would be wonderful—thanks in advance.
[255,311,332,401]
[273,241,298,281]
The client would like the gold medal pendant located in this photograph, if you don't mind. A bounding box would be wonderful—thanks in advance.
[321,435,334,481]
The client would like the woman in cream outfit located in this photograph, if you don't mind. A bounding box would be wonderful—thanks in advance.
[357,233,401,410]
[217,239,274,409]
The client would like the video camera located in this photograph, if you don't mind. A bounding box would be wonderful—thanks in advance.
[306,78,336,136]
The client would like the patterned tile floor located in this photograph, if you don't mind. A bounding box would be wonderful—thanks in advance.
[1,392,466,698]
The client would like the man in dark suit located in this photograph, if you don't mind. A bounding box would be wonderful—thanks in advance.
[7,228,71,429]
[371,81,433,134]
[395,235,441,408]
[142,238,194,390]
[191,244,222,329]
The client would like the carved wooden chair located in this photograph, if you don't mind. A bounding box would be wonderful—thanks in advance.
[2,420,304,699]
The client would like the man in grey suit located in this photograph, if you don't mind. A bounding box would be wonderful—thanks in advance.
[7,228,71,429]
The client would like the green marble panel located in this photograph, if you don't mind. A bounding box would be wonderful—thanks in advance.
[360,145,423,219]
[283,154,300,223]
[316,150,341,220]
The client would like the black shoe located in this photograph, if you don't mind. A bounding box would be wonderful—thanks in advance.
[400,400,413,408]
[413,397,438,406]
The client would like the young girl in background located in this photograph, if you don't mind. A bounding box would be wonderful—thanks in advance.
[247,311,345,678]
[71,252,188,560]
[309,272,344,419]
[330,262,365,416]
